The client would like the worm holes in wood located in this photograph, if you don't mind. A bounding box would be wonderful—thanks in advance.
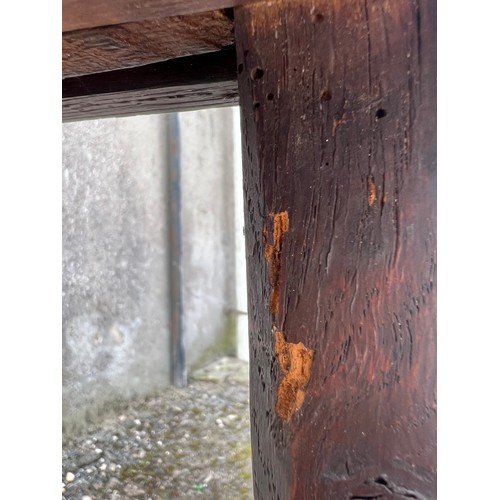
[250,67,264,80]
[375,108,387,119]
[266,92,274,101]
[374,476,389,486]
[238,63,244,74]
[320,89,332,101]
[312,12,324,23]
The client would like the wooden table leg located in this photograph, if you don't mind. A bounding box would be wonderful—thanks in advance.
[234,0,436,497]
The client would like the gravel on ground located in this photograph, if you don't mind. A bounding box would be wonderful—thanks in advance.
[62,357,253,499]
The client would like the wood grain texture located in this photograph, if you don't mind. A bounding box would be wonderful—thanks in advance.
[63,11,234,78]
[235,0,436,498]
[63,0,251,32]
[62,47,238,121]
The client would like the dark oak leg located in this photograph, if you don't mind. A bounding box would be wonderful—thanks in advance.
[234,0,436,498]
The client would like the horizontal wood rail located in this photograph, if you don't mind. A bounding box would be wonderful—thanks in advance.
[62,47,238,121]
[63,0,250,32]
[63,11,234,78]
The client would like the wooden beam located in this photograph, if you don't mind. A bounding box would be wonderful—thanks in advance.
[62,47,238,121]
[63,0,250,32]
[63,11,234,78]
[234,0,436,497]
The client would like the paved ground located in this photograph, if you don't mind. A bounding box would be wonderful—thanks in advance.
[62,357,253,499]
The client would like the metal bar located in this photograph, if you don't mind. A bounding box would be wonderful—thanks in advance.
[167,113,187,387]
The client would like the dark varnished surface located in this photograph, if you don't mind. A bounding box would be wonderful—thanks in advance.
[62,47,238,121]
[235,0,436,498]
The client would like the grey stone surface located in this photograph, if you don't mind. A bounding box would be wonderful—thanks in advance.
[62,109,246,436]
[178,108,238,369]
[62,115,171,434]
[62,358,252,499]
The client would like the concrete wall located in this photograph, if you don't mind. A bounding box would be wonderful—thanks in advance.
[232,107,250,363]
[62,108,248,434]
[178,108,237,369]
[62,115,171,434]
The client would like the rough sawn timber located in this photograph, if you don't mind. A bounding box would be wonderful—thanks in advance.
[62,0,252,32]
[63,11,234,78]
[234,0,436,498]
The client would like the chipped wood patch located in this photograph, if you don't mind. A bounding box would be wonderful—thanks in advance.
[264,212,314,422]
[264,211,289,316]
[275,330,314,422]
[368,174,377,206]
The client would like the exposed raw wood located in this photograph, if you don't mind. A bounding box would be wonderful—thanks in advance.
[62,47,238,121]
[63,0,251,32]
[234,0,436,497]
[63,11,234,78]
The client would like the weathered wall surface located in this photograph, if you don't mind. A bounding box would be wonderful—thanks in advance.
[62,108,248,434]
[178,108,238,368]
[232,107,250,363]
[62,115,171,434]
